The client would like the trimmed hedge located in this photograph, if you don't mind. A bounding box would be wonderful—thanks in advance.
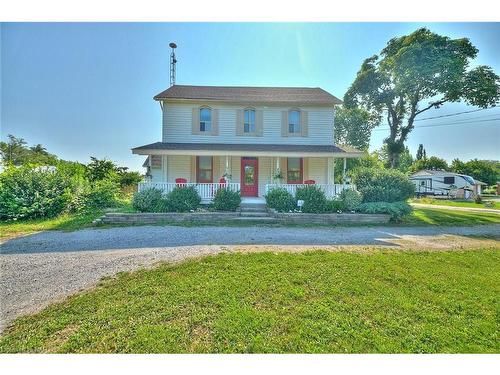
[265,188,296,212]
[296,185,327,213]
[351,168,415,203]
[213,188,241,211]
[166,186,201,212]
[132,188,167,213]
[356,201,413,221]
[325,199,345,213]
[339,189,363,211]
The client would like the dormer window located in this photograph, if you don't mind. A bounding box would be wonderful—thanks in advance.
[244,109,256,133]
[200,108,212,132]
[288,110,301,133]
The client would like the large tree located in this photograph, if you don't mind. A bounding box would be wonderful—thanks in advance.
[344,28,500,168]
[334,106,379,151]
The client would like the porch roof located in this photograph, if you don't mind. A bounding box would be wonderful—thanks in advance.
[132,142,363,158]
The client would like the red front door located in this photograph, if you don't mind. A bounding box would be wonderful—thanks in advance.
[241,157,258,197]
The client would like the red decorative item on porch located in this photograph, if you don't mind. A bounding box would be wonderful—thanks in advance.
[175,178,187,186]
[304,180,316,185]
[219,177,227,186]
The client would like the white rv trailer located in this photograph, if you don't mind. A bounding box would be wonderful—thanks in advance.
[410,170,476,198]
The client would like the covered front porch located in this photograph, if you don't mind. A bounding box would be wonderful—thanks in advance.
[133,142,362,203]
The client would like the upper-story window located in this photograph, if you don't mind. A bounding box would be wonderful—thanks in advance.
[200,108,212,132]
[244,109,256,133]
[288,110,301,133]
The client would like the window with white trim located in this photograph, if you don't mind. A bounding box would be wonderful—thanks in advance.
[200,108,212,132]
[244,109,256,133]
[288,110,301,133]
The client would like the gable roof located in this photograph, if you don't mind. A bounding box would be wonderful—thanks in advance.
[153,85,342,105]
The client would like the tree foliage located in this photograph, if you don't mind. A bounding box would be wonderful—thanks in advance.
[0,135,58,166]
[411,156,449,173]
[344,28,500,168]
[416,144,426,161]
[334,107,379,151]
[451,159,499,185]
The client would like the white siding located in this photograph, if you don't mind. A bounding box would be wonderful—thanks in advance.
[167,155,192,182]
[307,157,328,184]
[163,102,334,146]
[231,156,241,183]
[258,157,273,197]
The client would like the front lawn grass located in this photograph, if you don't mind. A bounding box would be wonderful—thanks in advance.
[0,200,135,240]
[1,249,499,353]
[0,210,103,239]
[403,207,500,226]
[411,198,500,210]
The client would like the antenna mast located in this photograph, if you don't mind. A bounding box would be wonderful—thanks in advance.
[169,42,177,86]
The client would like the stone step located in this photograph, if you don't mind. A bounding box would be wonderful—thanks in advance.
[240,207,267,213]
[240,211,270,217]
[233,216,277,222]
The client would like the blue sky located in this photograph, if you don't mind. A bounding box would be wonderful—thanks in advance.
[1,22,499,171]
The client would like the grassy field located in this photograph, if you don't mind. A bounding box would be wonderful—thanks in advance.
[1,249,498,353]
[411,197,500,210]
[1,206,499,240]
[0,210,103,239]
[402,207,500,226]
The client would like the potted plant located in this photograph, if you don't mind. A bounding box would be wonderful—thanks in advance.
[272,169,284,184]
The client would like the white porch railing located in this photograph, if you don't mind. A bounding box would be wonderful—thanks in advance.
[265,183,356,199]
[138,182,241,201]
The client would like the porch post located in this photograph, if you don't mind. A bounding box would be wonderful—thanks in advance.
[275,157,281,183]
[225,156,230,182]
[162,155,168,182]
[327,157,335,197]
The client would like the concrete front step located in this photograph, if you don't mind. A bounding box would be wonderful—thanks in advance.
[240,207,267,213]
[240,212,271,217]
[233,216,277,222]
[240,203,267,210]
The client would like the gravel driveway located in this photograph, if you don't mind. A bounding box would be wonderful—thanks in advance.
[1,224,499,332]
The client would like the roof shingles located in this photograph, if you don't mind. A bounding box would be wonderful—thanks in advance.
[154,85,342,105]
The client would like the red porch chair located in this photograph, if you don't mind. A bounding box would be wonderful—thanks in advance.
[175,178,187,186]
[304,180,316,185]
[219,177,227,187]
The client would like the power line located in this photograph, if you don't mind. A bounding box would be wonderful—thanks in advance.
[373,117,500,131]
[414,107,499,122]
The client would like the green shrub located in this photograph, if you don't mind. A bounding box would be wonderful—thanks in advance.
[84,179,120,209]
[265,188,296,212]
[295,185,327,213]
[212,188,241,211]
[165,186,201,212]
[351,167,415,202]
[357,201,413,221]
[474,195,482,204]
[0,165,71,220]
[325,199,345,213]
[132,188,167,212]
[340,189,363,211]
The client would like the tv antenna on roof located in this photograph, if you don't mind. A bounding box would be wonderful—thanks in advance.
[169,42,177,86]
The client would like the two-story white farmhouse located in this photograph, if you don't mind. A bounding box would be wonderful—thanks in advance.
[132,85,362,202]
